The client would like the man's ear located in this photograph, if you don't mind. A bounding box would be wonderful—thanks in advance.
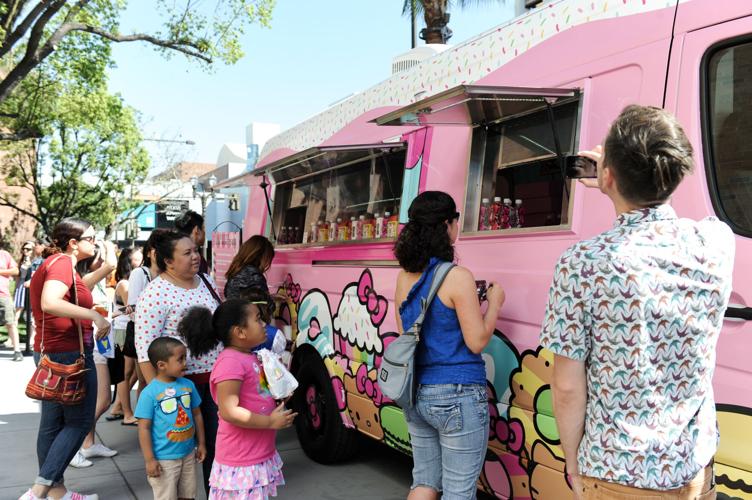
[156,360,166,371]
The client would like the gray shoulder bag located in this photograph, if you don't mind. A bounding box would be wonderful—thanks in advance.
[378,262,455,408]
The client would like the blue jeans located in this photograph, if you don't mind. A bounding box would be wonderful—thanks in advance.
[33,350,97,486]
[403,384,489,500]
[194,381,218,495]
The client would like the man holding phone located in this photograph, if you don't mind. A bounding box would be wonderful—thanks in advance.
[541,105,734,499]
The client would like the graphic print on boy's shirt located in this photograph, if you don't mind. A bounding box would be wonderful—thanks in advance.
[135,377,202,460]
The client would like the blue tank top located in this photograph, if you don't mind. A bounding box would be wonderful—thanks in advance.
[399,258,486,385]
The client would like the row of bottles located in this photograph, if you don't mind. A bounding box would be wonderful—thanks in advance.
[478,197,526,231]
[278,212,401,245]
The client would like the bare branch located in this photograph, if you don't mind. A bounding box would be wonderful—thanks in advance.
[50,22,212,63]
[0,194,42,224]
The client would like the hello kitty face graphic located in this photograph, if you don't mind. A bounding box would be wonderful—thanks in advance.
[158,387,195,443]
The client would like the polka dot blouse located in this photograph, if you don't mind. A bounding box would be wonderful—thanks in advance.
[135,274,221,375]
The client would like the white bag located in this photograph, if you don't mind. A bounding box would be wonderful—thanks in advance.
[258,348,298,399]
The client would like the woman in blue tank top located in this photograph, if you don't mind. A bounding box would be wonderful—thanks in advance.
[393,191,505,500]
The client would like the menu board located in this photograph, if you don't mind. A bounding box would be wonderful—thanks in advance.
[211,231,241,299]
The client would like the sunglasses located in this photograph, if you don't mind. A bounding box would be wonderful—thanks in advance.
[22,247,32,251]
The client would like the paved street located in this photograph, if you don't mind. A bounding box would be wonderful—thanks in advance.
[0,350,416,500]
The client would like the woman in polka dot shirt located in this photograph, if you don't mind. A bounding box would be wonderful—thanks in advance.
[135,230,221,495]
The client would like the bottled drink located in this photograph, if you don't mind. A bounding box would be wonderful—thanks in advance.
[329,219,338,241]
[309,222,317,243]
[279,226,288,245]
[293,226,301,243]
[362,215,374,239]
[501,199,513,229]
[337,218,348,240]
[318,221,329,242]
[350,216,359,241]
[491,197,502,230]
[375,213,384,238]
[479,198,490,231]
[515,199,525,228]
[382,212,391,238]
[387,212,399,238]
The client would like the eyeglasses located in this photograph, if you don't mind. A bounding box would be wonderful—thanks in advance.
[22,247,32,251]
[78,235,95,243]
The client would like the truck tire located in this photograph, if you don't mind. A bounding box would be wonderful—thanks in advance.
[292,356,359,463]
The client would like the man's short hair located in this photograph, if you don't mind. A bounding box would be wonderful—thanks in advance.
[604,105,694,205]
[147,337,184,367]
[174,210,204,235]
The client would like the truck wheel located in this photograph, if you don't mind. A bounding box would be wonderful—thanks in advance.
[292,356,359,463]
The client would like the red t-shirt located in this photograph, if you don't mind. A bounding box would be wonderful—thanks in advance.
[31,254,94,353]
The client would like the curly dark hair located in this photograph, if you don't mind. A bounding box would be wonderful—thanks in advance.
[393,191,456,273]
[178,299,258,357]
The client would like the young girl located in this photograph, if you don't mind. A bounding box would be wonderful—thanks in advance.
[179,299,296,499]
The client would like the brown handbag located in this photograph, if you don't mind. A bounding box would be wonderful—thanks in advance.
[25,255,89,405]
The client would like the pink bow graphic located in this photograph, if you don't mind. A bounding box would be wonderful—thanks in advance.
[356,271,388,326]
[355,364,384,407]
[283,274,301,304]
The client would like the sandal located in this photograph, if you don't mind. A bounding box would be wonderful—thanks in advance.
[121,419,138,426]
[105,413,124,421]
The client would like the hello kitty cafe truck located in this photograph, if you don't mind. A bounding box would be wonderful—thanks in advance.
[236,1,752,498]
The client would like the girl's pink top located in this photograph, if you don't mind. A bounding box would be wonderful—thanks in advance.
[210,348,277,466]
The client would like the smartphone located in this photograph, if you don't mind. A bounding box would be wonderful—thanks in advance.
[475,280,488,302]
[565,155,598,179]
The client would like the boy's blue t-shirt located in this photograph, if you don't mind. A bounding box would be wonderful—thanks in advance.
[134,377,202,460]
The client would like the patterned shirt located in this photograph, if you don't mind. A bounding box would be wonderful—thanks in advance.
[540,204,735,490]
[135,275,222,375]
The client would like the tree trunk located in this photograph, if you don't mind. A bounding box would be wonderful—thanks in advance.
[422,0,449,44]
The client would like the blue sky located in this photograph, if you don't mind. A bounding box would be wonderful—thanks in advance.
[108,1,517,167]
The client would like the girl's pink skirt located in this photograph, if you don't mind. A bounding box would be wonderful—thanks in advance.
[208,452,285,500]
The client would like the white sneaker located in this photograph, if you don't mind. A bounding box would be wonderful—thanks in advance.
[59,492,99,500]
[80,443,117,459]
[68,450,92,468]
[17,489,45,500]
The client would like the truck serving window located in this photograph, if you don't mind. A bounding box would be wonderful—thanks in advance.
[268,147,406,246]
[462,98,580,234]
[705,40,752,237]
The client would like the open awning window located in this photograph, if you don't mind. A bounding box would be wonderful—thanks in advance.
[254,143,406,184]
[372,85,580,127]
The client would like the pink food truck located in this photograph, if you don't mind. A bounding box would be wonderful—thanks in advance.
[233,0,752,497]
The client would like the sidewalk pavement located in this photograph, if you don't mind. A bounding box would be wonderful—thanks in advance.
[0,350,415,500]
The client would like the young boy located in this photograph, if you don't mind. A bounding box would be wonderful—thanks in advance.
[136,337,206,500]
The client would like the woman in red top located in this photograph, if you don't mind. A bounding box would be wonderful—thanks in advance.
[21,218,111,500]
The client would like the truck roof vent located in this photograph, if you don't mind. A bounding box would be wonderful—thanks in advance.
[391,44,449,75]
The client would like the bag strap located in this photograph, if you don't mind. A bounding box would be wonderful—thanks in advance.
[141,266,151,283]
[198,273,222,306]
[40,254,84,357]
[409,261,455,339]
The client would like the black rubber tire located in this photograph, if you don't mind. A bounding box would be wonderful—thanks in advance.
[291,356,359,463]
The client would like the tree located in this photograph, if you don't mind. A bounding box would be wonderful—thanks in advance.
[0,0,276,112]
[0,86,150,236]
[402,0,508,44]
